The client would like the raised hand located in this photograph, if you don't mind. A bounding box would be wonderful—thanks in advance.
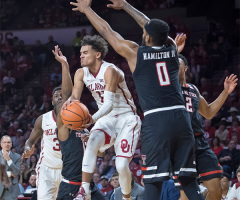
[22,145,35,159]
[107,0,126,10]
[70,0,92,13]
[224,74,238,95]
[52,45,67,64]
[174,33,187,54]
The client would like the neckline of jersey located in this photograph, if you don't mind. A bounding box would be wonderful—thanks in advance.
[89,61,104,78]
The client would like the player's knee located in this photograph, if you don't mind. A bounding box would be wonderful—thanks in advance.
[115,158,129,175]
[88,131,104,147]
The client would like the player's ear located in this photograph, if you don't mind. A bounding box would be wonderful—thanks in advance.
[146,34,150,43]
[96,52,101,59]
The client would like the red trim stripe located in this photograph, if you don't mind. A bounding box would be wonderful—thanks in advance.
[116,155,133,158]
[200,170,222,177]
[95,129,111,145]
[89,62,103,78]
[141,167,148,171]
[52,110,56,122]
[68,180,82,185]
[131,117,138,154]
[117,84,135,114]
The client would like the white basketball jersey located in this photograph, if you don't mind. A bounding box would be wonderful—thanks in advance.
[37,110,62,169]
[83,61,136,117]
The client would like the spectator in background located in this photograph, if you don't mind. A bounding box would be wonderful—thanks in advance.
[19,163,29,187]
[231,132,240,149]
[101,156,117,179]
[100,176,112,196]
[45,35,59,58]
[11,128,23,148]
[203,119,216,141]
[1,105,13,124]
[31,40,47,67]
[24,175,37,193]
[107,172,120,199]
[215,120,229,143]
[15,136,25,154]
[25,95,37,111]
[218,140,240,174]
[9,94,23,114]
[211,136,223,156]
[2,71,15,97]
[227,107,240,123]
[221,173,231,200]
[72,31,82,54]
[50,66,62,82]
[0,135,21,200]
[160,179,180,200]
[228,119,240,140]
[93,172,102,190]
[114,173,144,200]
[7,120,20,137]
[24,123,32,141]
[29,154,38,171]
[228,167,240,199]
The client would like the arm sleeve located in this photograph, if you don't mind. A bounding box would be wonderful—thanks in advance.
[92,91,115,123]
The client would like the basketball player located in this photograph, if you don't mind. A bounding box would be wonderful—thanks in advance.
[70,0,204,200]
[178,53,238,200]
[64,35,141,200]
[43,45,106,200]
[22,45,72,200]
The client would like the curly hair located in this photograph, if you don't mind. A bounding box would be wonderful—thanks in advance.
[81,35,108,59]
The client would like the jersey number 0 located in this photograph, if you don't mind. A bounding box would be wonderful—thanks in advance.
[156,62,170,86]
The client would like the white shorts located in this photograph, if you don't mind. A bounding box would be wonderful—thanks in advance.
[91,113,141,158]
[36,165,62,200]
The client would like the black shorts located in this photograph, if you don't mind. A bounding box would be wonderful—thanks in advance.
[174,135,222,189]
[57,182,107,200]
[141,108,197,184]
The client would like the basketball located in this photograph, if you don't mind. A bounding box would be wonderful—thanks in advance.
[61,101,90,130]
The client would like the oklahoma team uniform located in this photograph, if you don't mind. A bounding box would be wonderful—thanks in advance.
[173,83,222,188]
[133,45,196,183]
[56,130,106,200]
[83,61,141,158]
[36,110,63,200]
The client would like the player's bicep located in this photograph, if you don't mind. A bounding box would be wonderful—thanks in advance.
[28,116,43,144]
[72,69,84,100]
[104,67,120,93]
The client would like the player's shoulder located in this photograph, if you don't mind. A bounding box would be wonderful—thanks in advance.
[187,83,198,92]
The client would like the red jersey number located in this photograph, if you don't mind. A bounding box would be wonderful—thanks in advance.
[53,138,61,151]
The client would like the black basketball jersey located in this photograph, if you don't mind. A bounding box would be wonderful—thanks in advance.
[133,45,185,112]
[57,129,85,182]
[181,83,204,135]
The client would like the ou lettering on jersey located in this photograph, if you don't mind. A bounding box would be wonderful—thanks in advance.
[37,110,62,169]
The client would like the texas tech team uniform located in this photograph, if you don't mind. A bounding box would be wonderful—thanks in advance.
[173,83,222,187]
[36,110,63,200]
[56,130,106,200]
[83,61,141,158]
[133,45,196,183]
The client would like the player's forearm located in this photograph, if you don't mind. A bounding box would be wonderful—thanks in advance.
[61,62,73,100]
[84,7,113,38]
[205,90,229,119]
[25,139,34,150]
[122,2,150,28]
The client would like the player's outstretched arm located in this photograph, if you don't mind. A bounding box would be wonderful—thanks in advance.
[198,74,238,119]
[107,0,149,29]
[23,115,43,158]
[52,45,73,103]
[70,0,138,72]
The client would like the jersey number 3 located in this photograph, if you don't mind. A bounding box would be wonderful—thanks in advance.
[53,138,61,151]
[156,62,170,86]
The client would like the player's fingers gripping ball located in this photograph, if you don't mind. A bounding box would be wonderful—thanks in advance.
[61,101,90,130]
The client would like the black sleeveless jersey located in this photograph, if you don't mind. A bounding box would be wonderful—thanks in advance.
[133,45,185,112]
[181,83,204,135]
[57,129,85,182]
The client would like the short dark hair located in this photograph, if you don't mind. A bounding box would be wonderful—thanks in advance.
[111,173,119,178]
[222,172,230,181]
[144,19,170,46]
[236,167,240,174]
[52,86,62,95]
[178,54,189,66]
[81,35,108,59]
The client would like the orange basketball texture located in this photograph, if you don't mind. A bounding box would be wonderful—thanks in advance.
[61,101,90,130]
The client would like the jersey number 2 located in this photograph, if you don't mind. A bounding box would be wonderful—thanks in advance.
[186,97,193,112]
[156,62,170,86]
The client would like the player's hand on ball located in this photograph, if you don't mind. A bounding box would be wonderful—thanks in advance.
[62,98,78,110]
[79,115,93,129]
[70,0,92,13]
[22,145,35,159]
[107,0,126,10]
